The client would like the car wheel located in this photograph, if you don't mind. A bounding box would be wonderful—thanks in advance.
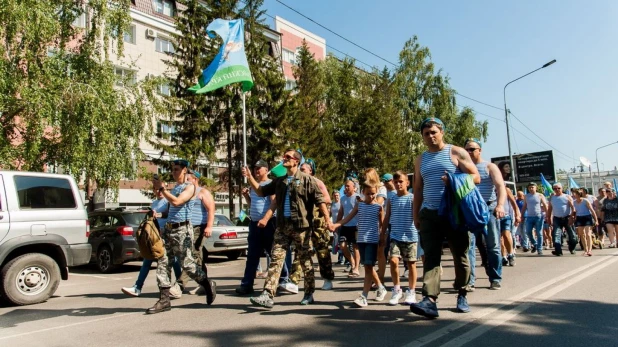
[97,245,117,273]
[226,250,243,261]
[0,253,61,306]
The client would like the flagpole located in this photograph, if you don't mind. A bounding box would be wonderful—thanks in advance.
[242,91,247,184]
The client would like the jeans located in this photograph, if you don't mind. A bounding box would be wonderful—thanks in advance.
[553,216,577,253]
[525,216,544,250]
[469,208,502,285]
[241,219,290,287]
[516,222,529,249]
[135,257,182,290]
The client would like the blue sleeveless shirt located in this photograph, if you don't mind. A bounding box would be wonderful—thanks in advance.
[420,144,459,210]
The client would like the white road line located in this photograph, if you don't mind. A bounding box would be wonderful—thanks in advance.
[0,312,141,341]
[439,252,618,347]
[403,251,618,347]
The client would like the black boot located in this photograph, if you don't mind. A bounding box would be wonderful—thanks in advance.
[146,288,171,314]
[201,279,217,305]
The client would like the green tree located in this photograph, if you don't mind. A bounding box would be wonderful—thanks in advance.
[0,0,159,206]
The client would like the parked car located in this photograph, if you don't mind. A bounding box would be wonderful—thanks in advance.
[87,209,146,273]
[0,171,91,306]
[205,214,249,260]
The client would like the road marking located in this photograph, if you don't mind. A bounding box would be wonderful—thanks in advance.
[69,273,133,280]
[0,312,141,341]
[403,251,618,347]
[439,252,618,347]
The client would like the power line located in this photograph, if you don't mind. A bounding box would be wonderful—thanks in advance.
[508,110,575,161]
[454,92,504,111]
[455,103,504,123]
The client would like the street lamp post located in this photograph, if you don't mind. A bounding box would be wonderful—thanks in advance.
[596,140,618,188]
[503,59,556,186]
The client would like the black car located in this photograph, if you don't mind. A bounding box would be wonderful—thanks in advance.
[88,209,147,273]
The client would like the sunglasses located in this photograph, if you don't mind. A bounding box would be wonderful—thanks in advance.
[283,154,298,161]
[465,148,480,153]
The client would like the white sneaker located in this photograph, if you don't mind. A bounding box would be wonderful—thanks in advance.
[403,269,409,278]
[169,282,183,299]
[278,282,299,294]
[388,288,402,305]
[321,279,333,290]
[375,286,387,301]
[403,289,416,305]
[121,285,141,297]
[354,294,368,307]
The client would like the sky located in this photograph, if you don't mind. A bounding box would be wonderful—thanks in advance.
[261,0,618,173]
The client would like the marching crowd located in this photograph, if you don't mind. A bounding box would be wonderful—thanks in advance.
[120,117,618,319]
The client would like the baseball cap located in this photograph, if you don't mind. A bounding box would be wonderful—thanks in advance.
[255,160,269,169]
[381,173,393,182]
[528,182,537,187]
[172,159,190,168]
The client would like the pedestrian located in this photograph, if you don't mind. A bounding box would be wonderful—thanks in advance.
[121,179,182,298]
[546,182,577,255]
[601,188,618,248]
[364,168,388,284]
[337,179,361,278]
[179,170,216,295]
[573,188,599,256]
[497,165,521,266]
[409,117,480,319]
[243,149,331,308]
[595,188,607,247]
[147,159,215,314]
[330,190,344,264]
[515,191,529,251]
[383,171,419,306]
[331,181,387,307]
[236,160,297,295]
[522,182,549,255]
[464,138,506,290]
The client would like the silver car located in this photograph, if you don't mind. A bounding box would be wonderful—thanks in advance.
[203,214,248,260]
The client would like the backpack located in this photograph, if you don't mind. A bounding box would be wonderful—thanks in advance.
[136,212,165,260]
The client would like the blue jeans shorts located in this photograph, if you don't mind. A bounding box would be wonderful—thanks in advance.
[357,242,378,266]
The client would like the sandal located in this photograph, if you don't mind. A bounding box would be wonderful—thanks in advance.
[256,272,268,279]
[348,270,360,278]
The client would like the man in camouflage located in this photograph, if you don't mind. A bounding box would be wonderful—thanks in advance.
[147,159,215,314]
[241,149,332,308]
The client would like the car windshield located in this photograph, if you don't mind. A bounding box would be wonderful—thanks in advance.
[122,212,148,225]
[215,214,235,226]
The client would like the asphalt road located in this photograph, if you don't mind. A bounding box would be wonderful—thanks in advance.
[2,248,618,347]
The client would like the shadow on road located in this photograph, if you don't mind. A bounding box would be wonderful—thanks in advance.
[0,306,144,328]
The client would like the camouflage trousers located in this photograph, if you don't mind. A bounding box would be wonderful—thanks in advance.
[178,225,207,287]
[264,222,314,296]
[290,220,334,284]
[157,223,206,288]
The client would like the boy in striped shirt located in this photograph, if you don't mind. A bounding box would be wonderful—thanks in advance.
[384,171,418,305]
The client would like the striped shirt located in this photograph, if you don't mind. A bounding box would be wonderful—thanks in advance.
[168,183,194,223]
[250,180,273,220]
[283,176,293,217]
[476,161,496,203]
[340,194,359,227]
[190,187,208,226]
[420,144,460,210]
[389,193,418,242]
[357,202,381,243]
[151,198,169,229]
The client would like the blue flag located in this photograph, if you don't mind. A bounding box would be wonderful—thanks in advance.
[568,176,579,189]
[614,178,618,192]
[540,173,554,197]
[238,209,248,222]
[189,19,253,94]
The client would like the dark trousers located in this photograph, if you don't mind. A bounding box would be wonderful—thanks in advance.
[241,219,289,287]
[419,208,470,299]
[553,216,577,254]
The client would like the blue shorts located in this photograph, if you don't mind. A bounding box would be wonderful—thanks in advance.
[576,215,593,227]
[500,216,512,232]
[357,243,378,266]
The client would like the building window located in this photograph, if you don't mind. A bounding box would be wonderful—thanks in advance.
[124,25,136,44]
[285,80,296,91]
[114,67,136,86]
[155,37,175,54]
[282,48,296,65]
[156,121,176,140]
[153,0,175,17]
[158,82,172,96]
[72,11,87,28]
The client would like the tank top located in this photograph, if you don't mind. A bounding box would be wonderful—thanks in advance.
[250,180,272,220]
[190,187,208,226]
[340,194,359,227]
[476,161,496,203]
[389,194,417,242]
[420,144,459,210]
[549,194,571,218]
[151,198,169,229]
[525,193,542,217]
[330,201,341,224]
[356,202,381,243]
[168,183,194,223]
[574,199,591,216]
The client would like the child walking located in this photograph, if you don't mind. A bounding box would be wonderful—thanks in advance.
[383,171,418,305]
[332,181,387,307]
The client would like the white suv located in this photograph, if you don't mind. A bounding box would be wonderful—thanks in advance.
[0,171,91,305]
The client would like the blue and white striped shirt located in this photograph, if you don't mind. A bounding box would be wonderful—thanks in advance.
[168,183,194,223]
[420,144,459,210]
[283,176,293,217]
[357,202,381,243]
[476,161,496,203]
[389,193,418,242]
[151,198,169,229]
[190,187,208,226]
